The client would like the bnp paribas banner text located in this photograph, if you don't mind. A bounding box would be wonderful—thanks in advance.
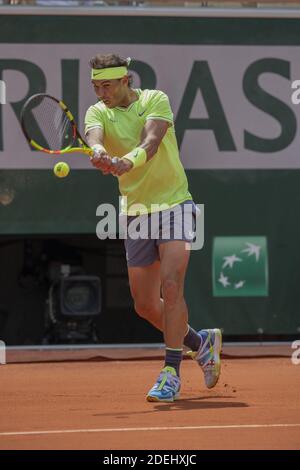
[1,44,300,169]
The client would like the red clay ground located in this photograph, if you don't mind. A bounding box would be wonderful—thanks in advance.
[0,354,299,450]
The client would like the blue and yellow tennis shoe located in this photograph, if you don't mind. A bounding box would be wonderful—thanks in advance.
[146,366,181,402]
[187,328,222,389]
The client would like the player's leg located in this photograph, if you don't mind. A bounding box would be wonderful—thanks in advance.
[126,205,221,398]
[158,202,222,389]
[159,240,190,349]
[128,260,162,331]
[145,240,188,402]
[157,240,222,391]
[128,250,221,398]
[128,260,201,352]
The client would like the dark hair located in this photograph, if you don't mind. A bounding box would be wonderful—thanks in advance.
[89,53,133,86]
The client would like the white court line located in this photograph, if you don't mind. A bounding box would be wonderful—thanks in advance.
[0,423,300,437]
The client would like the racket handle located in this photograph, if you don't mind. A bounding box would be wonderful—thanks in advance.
[111,157,119,166]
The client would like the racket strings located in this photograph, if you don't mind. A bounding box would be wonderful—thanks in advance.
[23,96,74,151]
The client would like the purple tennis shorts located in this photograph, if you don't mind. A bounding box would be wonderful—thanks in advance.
[119,200,199,267]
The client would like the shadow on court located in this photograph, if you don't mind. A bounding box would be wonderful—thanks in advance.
[92,396,248,419]
[151,397,249,412]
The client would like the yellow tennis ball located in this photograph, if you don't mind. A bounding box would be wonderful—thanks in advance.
[54,162,70,178]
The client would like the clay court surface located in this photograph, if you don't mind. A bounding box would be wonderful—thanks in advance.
[0,344,299,450]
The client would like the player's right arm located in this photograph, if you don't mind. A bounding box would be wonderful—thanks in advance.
[85,113,113,173]
[85,126,105,150]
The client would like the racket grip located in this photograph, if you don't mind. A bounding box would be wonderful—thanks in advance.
[111,157,119,166]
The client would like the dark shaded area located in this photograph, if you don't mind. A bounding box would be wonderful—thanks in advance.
[0,235,163,345]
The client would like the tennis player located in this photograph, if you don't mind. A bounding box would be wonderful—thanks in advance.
[85,54,222,402]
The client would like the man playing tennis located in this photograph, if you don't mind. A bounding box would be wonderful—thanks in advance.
[85,54,222,402]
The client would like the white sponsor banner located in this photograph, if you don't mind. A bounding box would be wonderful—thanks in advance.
[0,44,300,169]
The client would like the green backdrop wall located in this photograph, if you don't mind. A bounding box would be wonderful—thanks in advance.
[1,12,300,336]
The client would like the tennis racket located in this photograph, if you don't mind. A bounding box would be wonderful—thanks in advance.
[20,93,94,157]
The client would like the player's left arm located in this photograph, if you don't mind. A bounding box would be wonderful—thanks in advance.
[139,119,170,160]
[110,119,170,176]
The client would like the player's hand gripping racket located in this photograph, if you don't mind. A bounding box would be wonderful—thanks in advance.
[21,93,95,158]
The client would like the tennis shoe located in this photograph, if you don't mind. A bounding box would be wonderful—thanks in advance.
[187,328,222,389]
[146,366,181,402]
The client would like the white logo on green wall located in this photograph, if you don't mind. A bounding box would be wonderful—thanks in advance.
[213,236,268,297]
